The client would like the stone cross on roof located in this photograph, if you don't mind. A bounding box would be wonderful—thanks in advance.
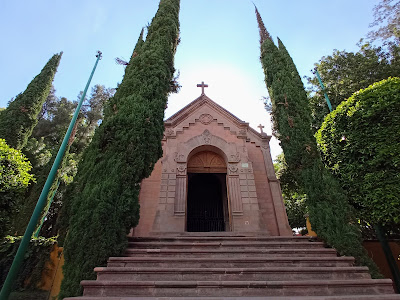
[197,81,208,95]
[257,124,265,134]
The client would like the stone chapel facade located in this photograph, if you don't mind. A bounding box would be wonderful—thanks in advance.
[133,93,292,236]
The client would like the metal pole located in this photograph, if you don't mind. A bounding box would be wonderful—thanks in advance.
[374,224,400,293]
[313,68,333,112]
[0,51,102,300]
[33,180,61,238]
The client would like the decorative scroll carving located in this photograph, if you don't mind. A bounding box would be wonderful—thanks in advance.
[202,129,211,144]
[199,113,213,125]
[177,164,187,176]
[237,129,247,139]
[165,128,175,136]
[228,152,240,163]
[228,164,239,175]
[174,152,186,163]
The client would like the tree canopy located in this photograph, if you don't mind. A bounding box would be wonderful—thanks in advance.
[256,7,380,277]
[10,85,114,237]
[316,77,400,226]
[59,0,181,297]
[368,0,400,43]
[0,139,34,237]
[0,53,62,150]
[307,43,400,131]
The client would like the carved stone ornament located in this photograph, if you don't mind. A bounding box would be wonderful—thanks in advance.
[228,164,239,175]
[174,152,186,163]
[237,129,247,138]
[177,164,187,176]
[165,128,175,136]
[239,168,253,173]
[202,129,211,144]
[228,152,240,163]
[199,113,213,125]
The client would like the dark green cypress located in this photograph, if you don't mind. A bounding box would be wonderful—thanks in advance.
[0,53,62,150]
[256,9,380,276]
[59,0,180,298]
[105,28,144,117]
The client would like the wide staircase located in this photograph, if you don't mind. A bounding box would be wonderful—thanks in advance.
[66,233,400,299]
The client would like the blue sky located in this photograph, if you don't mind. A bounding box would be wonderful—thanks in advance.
[0,0,378,158]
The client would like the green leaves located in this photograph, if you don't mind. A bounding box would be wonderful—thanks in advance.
[257,9,380,277]
[0,236,57,290]
[0,139,34,192]
[317,77,400,225]
[307,44,400,131]
[59,1,181,298]
[0,139,34,238]
[0,53,62,150]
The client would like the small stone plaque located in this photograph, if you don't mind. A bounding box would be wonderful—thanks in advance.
[241,163,249,168]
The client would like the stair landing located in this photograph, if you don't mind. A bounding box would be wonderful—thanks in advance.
[65,233,400,299]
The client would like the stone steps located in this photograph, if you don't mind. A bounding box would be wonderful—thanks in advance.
[130,235,316,242]
[128,241,326,249]
[124,248,338,258]
[66,235,399,299]
[66,296,400,300]
[80,279,395,297]
[94,266,370,281]
[107,256,356,268]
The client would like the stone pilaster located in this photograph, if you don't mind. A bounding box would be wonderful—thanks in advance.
[260,143,292,236]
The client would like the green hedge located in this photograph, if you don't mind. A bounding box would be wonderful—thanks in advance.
[316,77,400,225]
[0,236,56,291]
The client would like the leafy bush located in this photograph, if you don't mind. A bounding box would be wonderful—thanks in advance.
[316,77,400,225]
[0,139,34,237]
[0,139,34,192]
[274,154,307,229]
[0,236,57,291]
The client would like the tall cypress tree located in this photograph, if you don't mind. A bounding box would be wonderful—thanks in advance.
[0,53,62,150]
[255,8,380,276]
[59,0,180,298]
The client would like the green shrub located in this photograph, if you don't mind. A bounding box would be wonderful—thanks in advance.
[0,236,57,291]
[0,139,34,192]
[316,77,400,225]
[0,139,34,237]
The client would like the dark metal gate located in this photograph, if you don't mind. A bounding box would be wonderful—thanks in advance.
[187,173,225,232]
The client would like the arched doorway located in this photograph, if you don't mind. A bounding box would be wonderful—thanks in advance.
[186,151,230,232]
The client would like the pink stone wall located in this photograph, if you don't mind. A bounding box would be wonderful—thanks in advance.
[134,158,163,236]
[246,142,280,235]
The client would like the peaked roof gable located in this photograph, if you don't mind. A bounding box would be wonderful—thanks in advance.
[165,94,270,143]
